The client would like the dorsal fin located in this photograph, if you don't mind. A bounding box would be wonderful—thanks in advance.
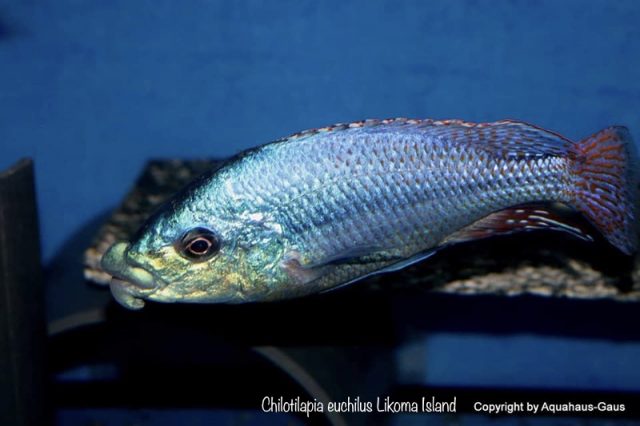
[430,120,574,158]
[277,118,574,159]
[276,118,416,142]
[442,203,594,245]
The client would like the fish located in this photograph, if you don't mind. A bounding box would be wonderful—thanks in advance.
[101,118,638,310]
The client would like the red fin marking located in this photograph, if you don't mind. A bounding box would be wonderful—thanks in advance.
[570,126,638,254]
[443,204,594,245]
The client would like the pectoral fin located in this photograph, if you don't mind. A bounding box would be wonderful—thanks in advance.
[280,246,403,286]
[281,243,442,294]
[304,246,396,267]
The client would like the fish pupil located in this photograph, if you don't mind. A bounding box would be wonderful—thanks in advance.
[189,238,210,254]
[177,227,220,261]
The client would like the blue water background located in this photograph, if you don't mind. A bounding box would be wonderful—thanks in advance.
[1,0,638,264]
[1,1,640,423]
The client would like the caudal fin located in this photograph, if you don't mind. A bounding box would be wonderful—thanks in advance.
[570,126,638,254]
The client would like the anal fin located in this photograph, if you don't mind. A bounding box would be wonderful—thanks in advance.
[443,203,594,245]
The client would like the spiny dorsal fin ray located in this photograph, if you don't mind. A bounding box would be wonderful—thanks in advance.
[278,118,574,159]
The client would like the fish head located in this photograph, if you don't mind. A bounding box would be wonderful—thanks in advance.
[101,188,289,309]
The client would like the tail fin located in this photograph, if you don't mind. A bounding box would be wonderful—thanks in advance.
[570,126,638,254]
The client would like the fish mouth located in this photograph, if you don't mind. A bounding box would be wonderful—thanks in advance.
[101,242,164,310]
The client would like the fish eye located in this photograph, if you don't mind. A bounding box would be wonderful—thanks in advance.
[177,227,221,261]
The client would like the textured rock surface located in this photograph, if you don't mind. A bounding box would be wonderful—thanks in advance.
[84,160,640,302]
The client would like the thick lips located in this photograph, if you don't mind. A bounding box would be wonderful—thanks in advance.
[101,242,161,310]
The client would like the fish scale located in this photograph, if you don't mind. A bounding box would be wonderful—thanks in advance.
[100,119,638,308]
[254,141,551,267]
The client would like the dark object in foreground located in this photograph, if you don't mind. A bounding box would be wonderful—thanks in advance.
[84,159,640,302]
[0,159,48,425]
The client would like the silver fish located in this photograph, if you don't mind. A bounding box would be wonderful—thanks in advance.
[101,118,638,309]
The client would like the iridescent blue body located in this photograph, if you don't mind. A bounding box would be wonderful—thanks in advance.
[101,119,637,309]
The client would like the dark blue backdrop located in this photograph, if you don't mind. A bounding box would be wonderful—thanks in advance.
[1,0,640,419]
[2,0,639,263]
